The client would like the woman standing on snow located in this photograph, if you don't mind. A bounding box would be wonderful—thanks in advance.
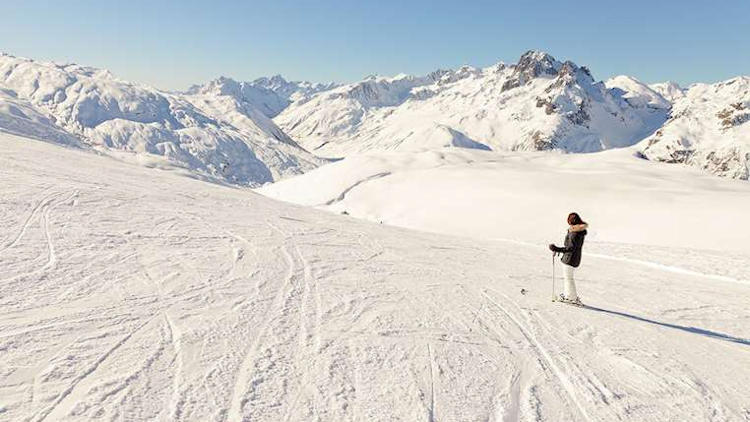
[549,212,588,304]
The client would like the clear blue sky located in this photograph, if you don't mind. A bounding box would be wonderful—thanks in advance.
[2,0,749,90]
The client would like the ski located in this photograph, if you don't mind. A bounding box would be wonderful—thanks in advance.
[552,295,585,307]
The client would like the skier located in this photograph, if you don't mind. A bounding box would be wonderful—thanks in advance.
[549,212,588,304]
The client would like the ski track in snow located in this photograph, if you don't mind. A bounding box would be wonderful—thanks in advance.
[480,289,593,422]
[323,172,392,206]
[2,133,750,421]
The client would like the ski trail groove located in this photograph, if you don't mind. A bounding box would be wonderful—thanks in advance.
[32,316,156,422]
[480,289,594,422]
[164,313,185,421]
[225,222,298,422]
[427,343,436,422]
[281,239,313,422]
[281,235,324,422]
[0,191,78,284]
[501,372,522,422]
[40,198,56,270]
[516,301,627,420]
[323,172,392,206]
[0,189,59,254]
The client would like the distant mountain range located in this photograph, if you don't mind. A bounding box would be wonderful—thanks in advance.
[185,75,338,118]
[1,51,747,182]
[276,51,670,155]
[0,53,322,186]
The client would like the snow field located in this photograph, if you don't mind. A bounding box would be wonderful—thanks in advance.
[260,147,750,253]
[2,133,750,421]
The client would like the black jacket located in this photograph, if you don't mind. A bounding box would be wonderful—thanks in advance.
[552,228,587,267]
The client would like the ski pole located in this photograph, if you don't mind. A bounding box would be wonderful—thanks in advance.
[552,251,556,300]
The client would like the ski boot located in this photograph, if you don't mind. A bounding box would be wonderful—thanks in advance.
[555,294,584,307]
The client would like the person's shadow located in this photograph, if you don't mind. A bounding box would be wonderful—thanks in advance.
[582,305,750,347]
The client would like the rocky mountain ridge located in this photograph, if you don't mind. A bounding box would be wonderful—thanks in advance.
[0,53,322,186]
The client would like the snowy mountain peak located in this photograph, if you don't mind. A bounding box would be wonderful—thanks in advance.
[187,76,290,118]
[501,50,563,91]
[192,75,245,95]
[543,60,596,94]
[327,73,430,108]
[426,66,481,86]
[516,50,561,73]
[714,75,750,92]
[606,75,672,110]
[648,81,686,103]
[187,74,339,118]
[250,74,339,102]
[256,74,288,85]
[275,50,671,156]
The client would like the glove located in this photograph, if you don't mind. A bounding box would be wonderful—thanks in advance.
[548,244,560,253]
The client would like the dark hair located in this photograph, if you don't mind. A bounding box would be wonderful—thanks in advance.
[567,212,586,225]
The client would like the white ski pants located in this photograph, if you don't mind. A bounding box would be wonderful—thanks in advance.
[562,263,578,300]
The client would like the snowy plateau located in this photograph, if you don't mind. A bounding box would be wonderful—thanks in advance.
[1,50,750,421]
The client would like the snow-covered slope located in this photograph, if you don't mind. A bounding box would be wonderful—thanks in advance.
[649,81,687,103]
[639,77,750,179]
[275,51,670,157]
[0,87,80,146]
[259,147,750,254]
[605,75,671,110]
[3,132,750,421]
[186,76,292,118]
[0,54,321,186]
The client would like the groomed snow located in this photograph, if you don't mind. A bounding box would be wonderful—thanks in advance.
[2,132,750,421]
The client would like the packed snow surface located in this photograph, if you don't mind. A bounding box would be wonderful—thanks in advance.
[2,132,750,421]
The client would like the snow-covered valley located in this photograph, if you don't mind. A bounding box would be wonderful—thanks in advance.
[2,132,750,421]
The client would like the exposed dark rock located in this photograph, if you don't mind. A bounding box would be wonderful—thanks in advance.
[717,104,750,129]
[529,130,555,150]
[501,50,562,92]
[566,100,590,125]
[534,97,557,115]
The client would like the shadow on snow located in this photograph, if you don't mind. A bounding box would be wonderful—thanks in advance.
[583,305,750,347]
